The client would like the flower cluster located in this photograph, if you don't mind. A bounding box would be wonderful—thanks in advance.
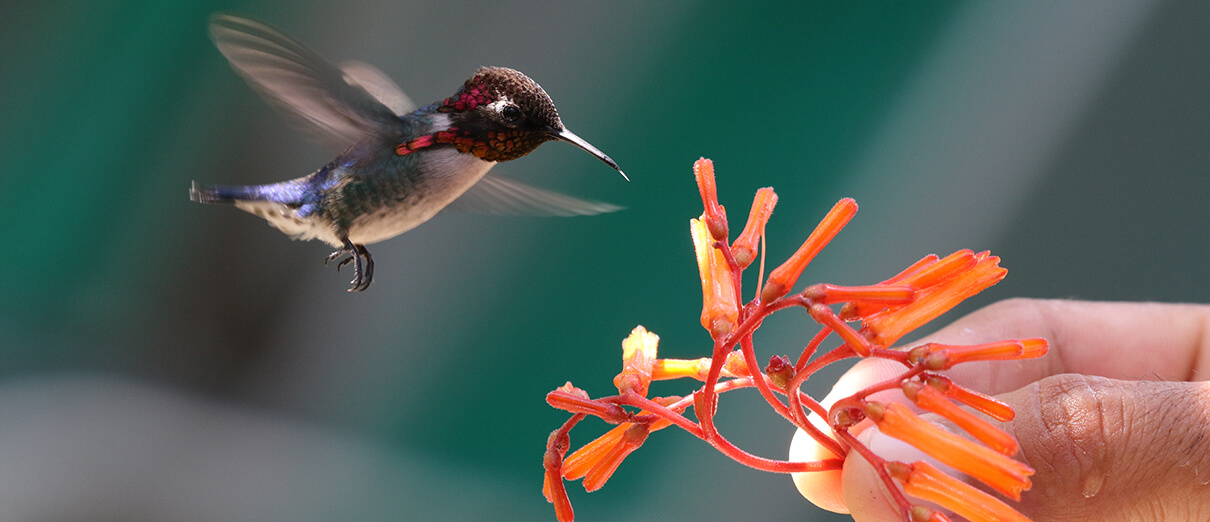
[542,159,1046,521]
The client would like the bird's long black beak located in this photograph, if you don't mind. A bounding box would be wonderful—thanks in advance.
[550,127,628,181]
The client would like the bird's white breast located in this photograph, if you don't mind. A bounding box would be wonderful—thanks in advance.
[346,148,496,245]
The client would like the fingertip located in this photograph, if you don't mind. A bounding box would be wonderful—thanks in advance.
[790,423,848,513]
[842,447,901,521]
[843,427,939,521]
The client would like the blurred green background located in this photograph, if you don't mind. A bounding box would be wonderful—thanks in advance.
[1,1,1207,520]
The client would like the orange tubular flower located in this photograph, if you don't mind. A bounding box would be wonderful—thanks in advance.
[803,283,915,305]
[731,187,778,269]
[897,250,978,289]
[866,402,1033,500]
[840,253,942,320]
[693,158,728,240]
[652,350,748,381]
[909,339,1049,370]
[761,198,858,303]
[563,418,673,492]
[561,424,628,482]
[926,375,1016,422]
[903,381,1019,456]
[808,302,876,357]
[889,461,1031,522]
[691,218,739,338]
[614,326,660,397]
[860,251,1007,347]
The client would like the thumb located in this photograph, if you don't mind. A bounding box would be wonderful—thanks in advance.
[841,374,1210,521]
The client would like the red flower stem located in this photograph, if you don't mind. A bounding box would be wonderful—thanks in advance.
[699,341,727,439]
[787,389,846,457]
[835,428,915,520]
[794,389,830,419]
[784,343,856,427]
[780,355,845,458]
[553,413,586,440]
[544,413,585,522]
[614,376,760,439]
[868,346,911,364]
[654,376,756,415]
[796,326,833,371]
[613,384,842,474]
[737,335,793,420]
[795,343,857,388]
[614,392,704,438]
[697,292,860,460]
[661,369,843,459]
[708,426,844,473]
[697,298,797,438]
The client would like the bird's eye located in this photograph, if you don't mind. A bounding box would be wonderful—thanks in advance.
[501,104,522,122]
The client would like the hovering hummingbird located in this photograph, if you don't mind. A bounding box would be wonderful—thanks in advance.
[191,14,626,291]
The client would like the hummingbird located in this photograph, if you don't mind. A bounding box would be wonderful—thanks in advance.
[190,14,626,291]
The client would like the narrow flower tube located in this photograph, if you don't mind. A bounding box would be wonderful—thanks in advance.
[691,218,739,338]
[866,402,1033,499]
[910,339,1049,370]
[904,381,1019,456]
[563,420,669,492]
[882,254,942,285]
[808,303,875,356]
[732,187,778,269]
[614,326,660,397]
[583,423,650,491]
[693,158,728,240]
[562,424,627,481]
[926,375,1016,422]
[761,198,858,302]
[861,251,1007,347]
[889,461,1031,522]
[840,254,941,320]
[652,351,748,381]
[803,283,915,305]
[897,250,977,290]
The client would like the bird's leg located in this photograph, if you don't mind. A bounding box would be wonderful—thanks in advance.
[325,237,374,292]
[353,244,373,292]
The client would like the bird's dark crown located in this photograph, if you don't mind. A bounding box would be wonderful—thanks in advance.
[433,67,564,162]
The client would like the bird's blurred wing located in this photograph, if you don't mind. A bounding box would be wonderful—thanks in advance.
[209,14,404,150]
[339,60,416,116]
[446,174,622,216]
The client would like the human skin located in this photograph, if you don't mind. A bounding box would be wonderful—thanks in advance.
[792,299,1210,521]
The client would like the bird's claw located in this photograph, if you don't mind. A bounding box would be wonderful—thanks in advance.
[325,241,374,292]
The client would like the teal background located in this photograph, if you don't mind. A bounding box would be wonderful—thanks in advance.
[1,1,1207,520]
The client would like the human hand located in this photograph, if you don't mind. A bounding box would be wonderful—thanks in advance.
[791,299,1210,521]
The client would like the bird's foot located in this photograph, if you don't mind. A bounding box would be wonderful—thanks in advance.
[325,241,374,292]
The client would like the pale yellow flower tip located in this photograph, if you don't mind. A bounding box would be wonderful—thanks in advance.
[614,325,660,396]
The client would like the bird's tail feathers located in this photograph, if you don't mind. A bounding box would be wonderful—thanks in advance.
[189,181,267,205]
